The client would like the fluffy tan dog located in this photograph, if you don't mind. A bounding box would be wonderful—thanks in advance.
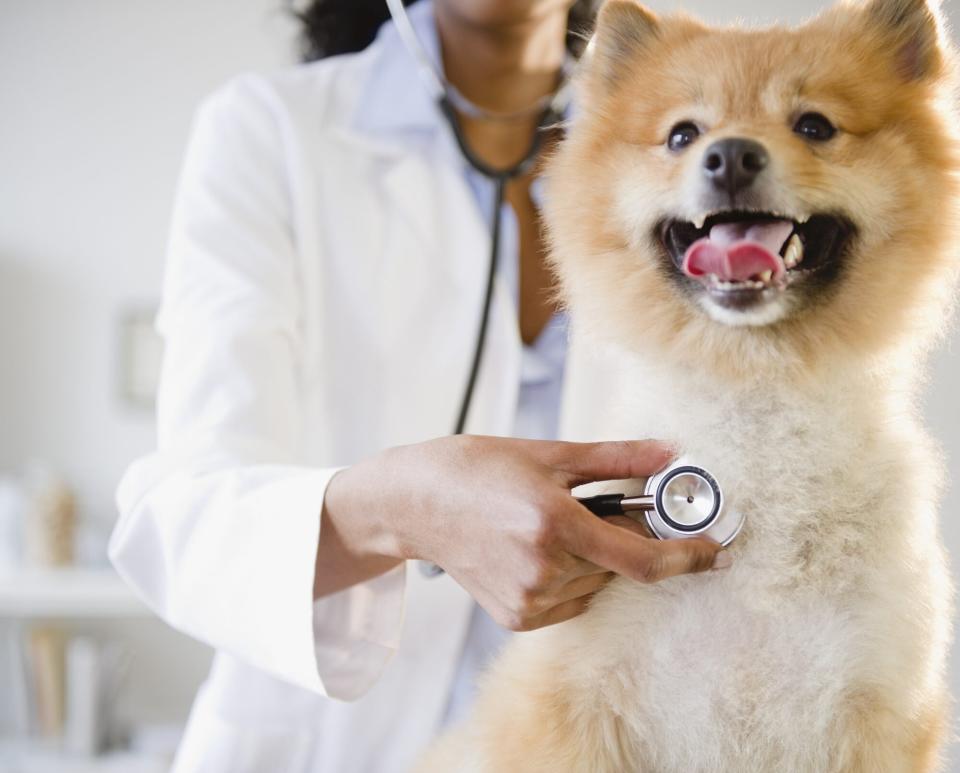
[417,0,960,770]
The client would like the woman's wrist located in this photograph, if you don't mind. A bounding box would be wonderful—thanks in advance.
[325,457,411,558]
[314,464,406,599]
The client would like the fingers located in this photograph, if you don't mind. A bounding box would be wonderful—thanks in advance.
[557,518,654,577]
[600,514,654,539]
[520,593,596,631]
[563,505,725,583]
[538,439,677,488]
[551,571,614,606]
[467,575,605,634]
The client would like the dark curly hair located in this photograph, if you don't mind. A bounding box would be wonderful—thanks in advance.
[291,0,598,61]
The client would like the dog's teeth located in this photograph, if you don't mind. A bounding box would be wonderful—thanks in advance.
[784,240,797,269]
[693,214,707,229]
[798,214,811,224]
[712,278,768,291]
[758,270,773,283]
[783,234,804,269]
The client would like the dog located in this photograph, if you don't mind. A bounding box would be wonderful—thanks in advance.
[416,0,960,770]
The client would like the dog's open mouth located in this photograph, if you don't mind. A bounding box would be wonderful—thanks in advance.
[659,212,853,309]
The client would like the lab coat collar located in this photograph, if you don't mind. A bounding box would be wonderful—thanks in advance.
[351,0,445,139]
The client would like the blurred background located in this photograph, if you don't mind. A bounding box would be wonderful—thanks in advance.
[1,0,958,771]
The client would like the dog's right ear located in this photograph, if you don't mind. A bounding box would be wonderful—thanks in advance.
[861,0,947,80]
[586,1,661,85]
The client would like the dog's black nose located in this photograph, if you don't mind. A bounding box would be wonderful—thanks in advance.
[703,138,769,196]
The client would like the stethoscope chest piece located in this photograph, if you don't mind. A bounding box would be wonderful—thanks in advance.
[644,464,739,545]
[578,460,745,547]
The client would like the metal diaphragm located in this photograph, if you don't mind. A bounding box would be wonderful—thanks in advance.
[643,463,743,547]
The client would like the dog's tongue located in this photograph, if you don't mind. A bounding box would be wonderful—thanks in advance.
[683,220,794,282]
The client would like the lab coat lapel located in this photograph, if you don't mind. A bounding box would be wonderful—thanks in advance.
[339,0,521,444]
[371,138,521,444]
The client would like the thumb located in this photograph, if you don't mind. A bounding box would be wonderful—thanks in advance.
[600,514,654,539]
[546,439,677,488]
[636,536,729,582]
[564,506,727,583]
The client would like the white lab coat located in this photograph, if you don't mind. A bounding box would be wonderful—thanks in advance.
[110,3,605,771]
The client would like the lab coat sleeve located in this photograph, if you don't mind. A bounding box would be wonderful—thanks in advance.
[109,75,405,700]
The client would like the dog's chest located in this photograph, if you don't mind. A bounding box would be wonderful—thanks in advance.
[576,568,860,770]
[573,369,900,766]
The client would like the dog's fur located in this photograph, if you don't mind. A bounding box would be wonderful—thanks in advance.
[418,0,960,770]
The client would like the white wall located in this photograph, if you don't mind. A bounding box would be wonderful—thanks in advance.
[0,0,299,737]
[1,0,959,766]
[0,0,298,527]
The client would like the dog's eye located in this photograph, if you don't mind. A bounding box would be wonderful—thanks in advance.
[667,122,701,152]
[793,113,837,142]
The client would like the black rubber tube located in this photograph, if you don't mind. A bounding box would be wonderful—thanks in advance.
[454,177,505,434]
[575,493,626,518]
[443,96,562,435]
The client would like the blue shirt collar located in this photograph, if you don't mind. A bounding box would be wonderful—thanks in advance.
[353,1,576,137]
[351,0,445,137]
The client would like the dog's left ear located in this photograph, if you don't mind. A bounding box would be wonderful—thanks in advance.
[585,1,661,85]
[863,0,947,80]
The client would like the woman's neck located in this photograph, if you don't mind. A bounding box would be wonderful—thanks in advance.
[433,3,568,169]
[434,4,568,115]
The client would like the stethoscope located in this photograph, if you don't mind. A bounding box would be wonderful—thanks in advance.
[384,1,745,560]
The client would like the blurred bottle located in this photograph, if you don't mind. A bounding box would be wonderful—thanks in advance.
[21,463,77,740]
[23,463,76,568]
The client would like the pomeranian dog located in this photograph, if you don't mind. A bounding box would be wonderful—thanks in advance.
[417,0,960,771]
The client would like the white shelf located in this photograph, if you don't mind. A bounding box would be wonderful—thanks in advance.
[0,568,150,619]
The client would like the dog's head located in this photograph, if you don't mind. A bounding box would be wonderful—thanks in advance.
[546,0,960,380]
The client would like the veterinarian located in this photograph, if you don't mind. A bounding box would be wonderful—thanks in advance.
[109,1,727,771]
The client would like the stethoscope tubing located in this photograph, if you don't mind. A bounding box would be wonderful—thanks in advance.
[576,492,657,517]
[444,97,561,435]
[383,0,571,434]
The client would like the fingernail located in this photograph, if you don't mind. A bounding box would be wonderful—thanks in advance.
[653,445,680,472]
[660,441,681,457]
[711,551,733,570]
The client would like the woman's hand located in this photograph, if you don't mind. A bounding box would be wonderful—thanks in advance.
[318,436,728,631]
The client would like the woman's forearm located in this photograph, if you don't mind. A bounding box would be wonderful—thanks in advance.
[311,437,726,625]
[314,468,404,598]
